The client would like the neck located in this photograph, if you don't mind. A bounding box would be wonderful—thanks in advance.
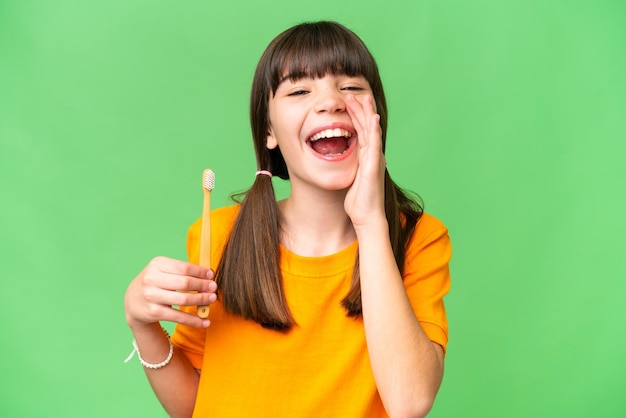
[278,189,356,257]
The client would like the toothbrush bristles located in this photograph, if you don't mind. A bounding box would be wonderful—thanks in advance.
[203,169,215,190]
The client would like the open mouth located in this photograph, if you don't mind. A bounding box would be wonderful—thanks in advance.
[307,128,354,156]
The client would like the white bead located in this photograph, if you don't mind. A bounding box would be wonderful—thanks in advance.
[124,327,173,370]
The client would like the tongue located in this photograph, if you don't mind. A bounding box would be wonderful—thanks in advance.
[311,137,348,155]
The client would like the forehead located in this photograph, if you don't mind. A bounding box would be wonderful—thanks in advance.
[267,39,376,94]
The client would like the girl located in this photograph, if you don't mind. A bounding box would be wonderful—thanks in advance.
[124,21,451,418]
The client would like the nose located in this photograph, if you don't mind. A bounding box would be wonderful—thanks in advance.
[314,88,346,113]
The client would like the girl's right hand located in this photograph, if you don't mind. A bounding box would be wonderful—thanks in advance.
[124,256,217,331]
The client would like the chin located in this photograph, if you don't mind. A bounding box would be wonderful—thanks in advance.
[323,170,357,191]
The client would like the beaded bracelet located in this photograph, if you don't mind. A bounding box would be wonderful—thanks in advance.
[124,327,174,370]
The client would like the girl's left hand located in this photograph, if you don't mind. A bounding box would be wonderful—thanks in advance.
[344,93,387,229]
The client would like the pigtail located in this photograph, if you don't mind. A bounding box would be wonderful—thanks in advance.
[342,170,422,316]
[216,174,295,331]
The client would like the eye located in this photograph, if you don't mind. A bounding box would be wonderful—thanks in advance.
[341,85,365,92]
[288,90,309,96]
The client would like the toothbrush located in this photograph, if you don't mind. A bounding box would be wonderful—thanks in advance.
[197,169,214,318]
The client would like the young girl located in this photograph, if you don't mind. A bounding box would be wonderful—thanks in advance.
[124,21,451,418]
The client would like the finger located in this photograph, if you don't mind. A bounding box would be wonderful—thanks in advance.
[346,95,380,148]
[153,305,212,328]
[345,94,368,134]
[174,288,218,307]
[144,260,214,292]
[143,285,217,307]
[346,94,376,123]
[356,93,377,115]
[149,256,213,280]
[149,272,216,293]
[142,271,215,293]
[368,113,383,154]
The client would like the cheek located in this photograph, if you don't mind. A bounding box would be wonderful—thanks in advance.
[269,106,302,138]
[266,103,279,149]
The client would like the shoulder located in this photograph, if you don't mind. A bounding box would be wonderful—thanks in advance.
[204,204,241,225]
[405,212,451,265]
[188,204,241,237]
[413,212,449,244]
[186,204,241,264]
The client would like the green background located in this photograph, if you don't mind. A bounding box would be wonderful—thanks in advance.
[1,0,625,416]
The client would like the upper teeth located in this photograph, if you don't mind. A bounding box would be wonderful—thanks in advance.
[309,128,352,142]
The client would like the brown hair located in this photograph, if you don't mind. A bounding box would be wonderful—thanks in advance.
[216,21,422,331]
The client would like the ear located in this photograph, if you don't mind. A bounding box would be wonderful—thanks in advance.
[266,129,278,150]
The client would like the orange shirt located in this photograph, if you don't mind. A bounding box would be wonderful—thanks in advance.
[172,205,451,417]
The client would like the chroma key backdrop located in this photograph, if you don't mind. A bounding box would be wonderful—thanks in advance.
[1,0,625,417]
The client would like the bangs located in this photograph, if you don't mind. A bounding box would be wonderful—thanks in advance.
[267,22,379,93]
